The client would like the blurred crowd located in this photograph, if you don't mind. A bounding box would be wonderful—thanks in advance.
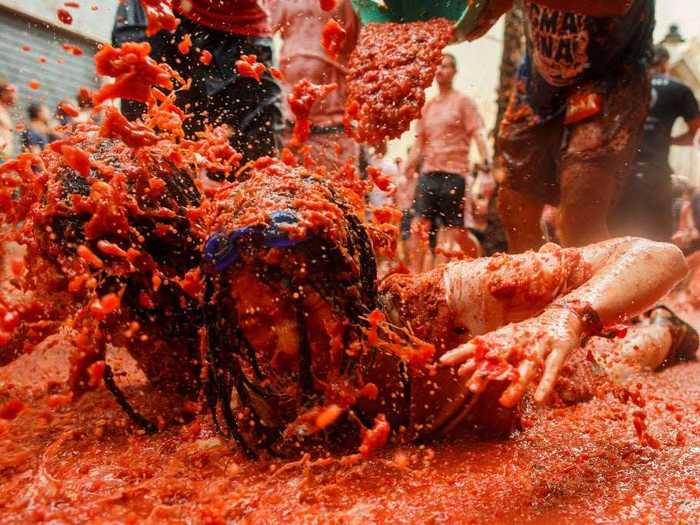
[0,80,94,158]
[2,0,700,273]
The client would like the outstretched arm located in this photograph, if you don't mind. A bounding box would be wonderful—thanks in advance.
[441,238,687,407]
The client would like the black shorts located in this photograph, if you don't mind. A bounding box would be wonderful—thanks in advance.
[148,17,282,168]
[412,172,466,229]
[498,59,650,205]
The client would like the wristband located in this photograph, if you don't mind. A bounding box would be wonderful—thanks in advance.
[552,300,603,337]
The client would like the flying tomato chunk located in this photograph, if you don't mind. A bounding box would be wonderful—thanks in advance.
[288,79,337,146]
[199,49,212,65]
[367,166,396,194]
[235,54,266,82]
[61,43,84,56]
[269,66,284,80]
[177,33,192,55]
[320,0,337,11]
[58,101,80,118]
[321,18,346,60]
[57,8,73,24]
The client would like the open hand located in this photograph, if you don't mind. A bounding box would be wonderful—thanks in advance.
[440,306,584,407]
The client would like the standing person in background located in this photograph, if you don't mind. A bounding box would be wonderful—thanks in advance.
[75,88,95,124]
[610,45,700,242]
[492,0,655,252]
[0,80,17,163]
[272,0,359,170]
[404,54,490,272]
[148,0,282,168]
[21,103,57,153]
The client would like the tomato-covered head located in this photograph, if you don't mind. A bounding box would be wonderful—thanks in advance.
[202,159,378,453]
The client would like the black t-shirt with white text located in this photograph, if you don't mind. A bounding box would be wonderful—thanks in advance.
[522,0,654,87]
[638,74,700,169]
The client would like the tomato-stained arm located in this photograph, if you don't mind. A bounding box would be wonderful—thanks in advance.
[441,238,687,406]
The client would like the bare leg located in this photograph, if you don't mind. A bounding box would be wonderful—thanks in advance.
[434,227,480,267]
[498,185,545,253]
[557,160,618,247]
[593,325,673,384]
[406,217,433,273]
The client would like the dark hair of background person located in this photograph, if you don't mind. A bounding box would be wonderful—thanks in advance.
[443,53,458,70]
[27,102,43,121]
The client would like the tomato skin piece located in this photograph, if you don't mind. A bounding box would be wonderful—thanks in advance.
[321,18,346,60]
[236,55,266,82]
[60,145,91,177]
[77,245,104,269]
[177,34,192,55]
[269,66,283,80]
[199,50,213,65]
[58,101,80,118]
[27,80,41,90]
[0,399,24,420]
[367,166,396,194]
[320,0,337,11]
[61,43,84,56]
[287,79,337,146]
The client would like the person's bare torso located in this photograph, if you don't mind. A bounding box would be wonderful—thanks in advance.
[420,90,483,177]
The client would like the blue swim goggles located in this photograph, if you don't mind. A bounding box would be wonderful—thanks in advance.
[204,210,308,272]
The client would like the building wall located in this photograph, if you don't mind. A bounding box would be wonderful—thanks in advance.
[0,1,117,154]
[0,5,103,151]
[0,0,118,42]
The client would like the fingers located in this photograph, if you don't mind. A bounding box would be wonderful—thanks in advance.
[534,345,569,404]
[440,341,476,366]
[465,369,489,396]
[499,358,538,408]
[457,358,476,377]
